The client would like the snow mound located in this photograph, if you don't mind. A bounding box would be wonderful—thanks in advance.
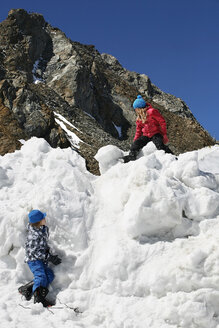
[96,144,219,238]
[0,138,219,328]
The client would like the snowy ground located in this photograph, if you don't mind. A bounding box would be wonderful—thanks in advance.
[0,138,219,328]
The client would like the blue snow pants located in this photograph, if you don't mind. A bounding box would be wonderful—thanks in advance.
[27,260,54,292]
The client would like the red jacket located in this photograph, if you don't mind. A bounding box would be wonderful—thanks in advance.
[134,104,169,144]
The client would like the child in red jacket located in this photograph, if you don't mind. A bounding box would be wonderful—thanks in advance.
[123,95,173,163]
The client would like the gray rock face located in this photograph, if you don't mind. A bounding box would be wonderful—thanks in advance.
[0,9,215,174]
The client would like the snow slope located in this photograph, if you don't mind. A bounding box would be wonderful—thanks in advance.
[0,138,219,328]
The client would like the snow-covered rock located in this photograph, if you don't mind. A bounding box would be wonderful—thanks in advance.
[0,138,219,327]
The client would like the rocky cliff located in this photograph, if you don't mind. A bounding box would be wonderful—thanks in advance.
[0,9,215,174]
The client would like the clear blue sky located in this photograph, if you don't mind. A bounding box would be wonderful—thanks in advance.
[1,0,219,139]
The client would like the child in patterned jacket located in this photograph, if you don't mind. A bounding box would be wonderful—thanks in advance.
[20,209,61,307]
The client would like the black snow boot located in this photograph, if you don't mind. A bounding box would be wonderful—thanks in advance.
[18,281,34,301]
[33,286,54,307]
[123,150,138,163]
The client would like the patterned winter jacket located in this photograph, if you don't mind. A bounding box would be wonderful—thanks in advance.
[25,224,50,263]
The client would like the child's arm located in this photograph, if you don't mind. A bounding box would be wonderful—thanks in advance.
[153,109,169,144]
[134,120,143,141]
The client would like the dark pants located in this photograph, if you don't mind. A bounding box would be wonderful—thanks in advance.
[131,134,173,155]
[28,260,54,292]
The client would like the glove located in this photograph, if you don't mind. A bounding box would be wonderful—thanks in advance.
[48,254,62,265]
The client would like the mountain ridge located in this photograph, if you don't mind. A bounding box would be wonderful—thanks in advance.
[0,8,215,174]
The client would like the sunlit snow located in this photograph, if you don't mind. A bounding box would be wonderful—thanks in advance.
[0,138,219,328]
[54,112,82,148]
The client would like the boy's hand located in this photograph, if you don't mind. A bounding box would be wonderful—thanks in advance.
[49,254,62,265]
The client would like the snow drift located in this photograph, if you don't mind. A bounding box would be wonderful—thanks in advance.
[0,137,219,328]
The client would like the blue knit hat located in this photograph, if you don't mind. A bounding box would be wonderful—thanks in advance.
[133,95,147,109]
[28,210,46,224]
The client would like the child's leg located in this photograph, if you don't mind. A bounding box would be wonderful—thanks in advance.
[123,136,150,163]
[151,134,164,150]
[44,265,55,285]
[151,134,174,154]
[28,260,48,292]
[130,136,150,152]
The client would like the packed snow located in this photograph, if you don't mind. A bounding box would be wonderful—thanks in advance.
[0,138,219,328]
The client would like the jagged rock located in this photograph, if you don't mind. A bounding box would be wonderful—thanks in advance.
[0,81,70,152]
[0,98,27,155]
[0,9,215,175]
[0,9,51,83]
